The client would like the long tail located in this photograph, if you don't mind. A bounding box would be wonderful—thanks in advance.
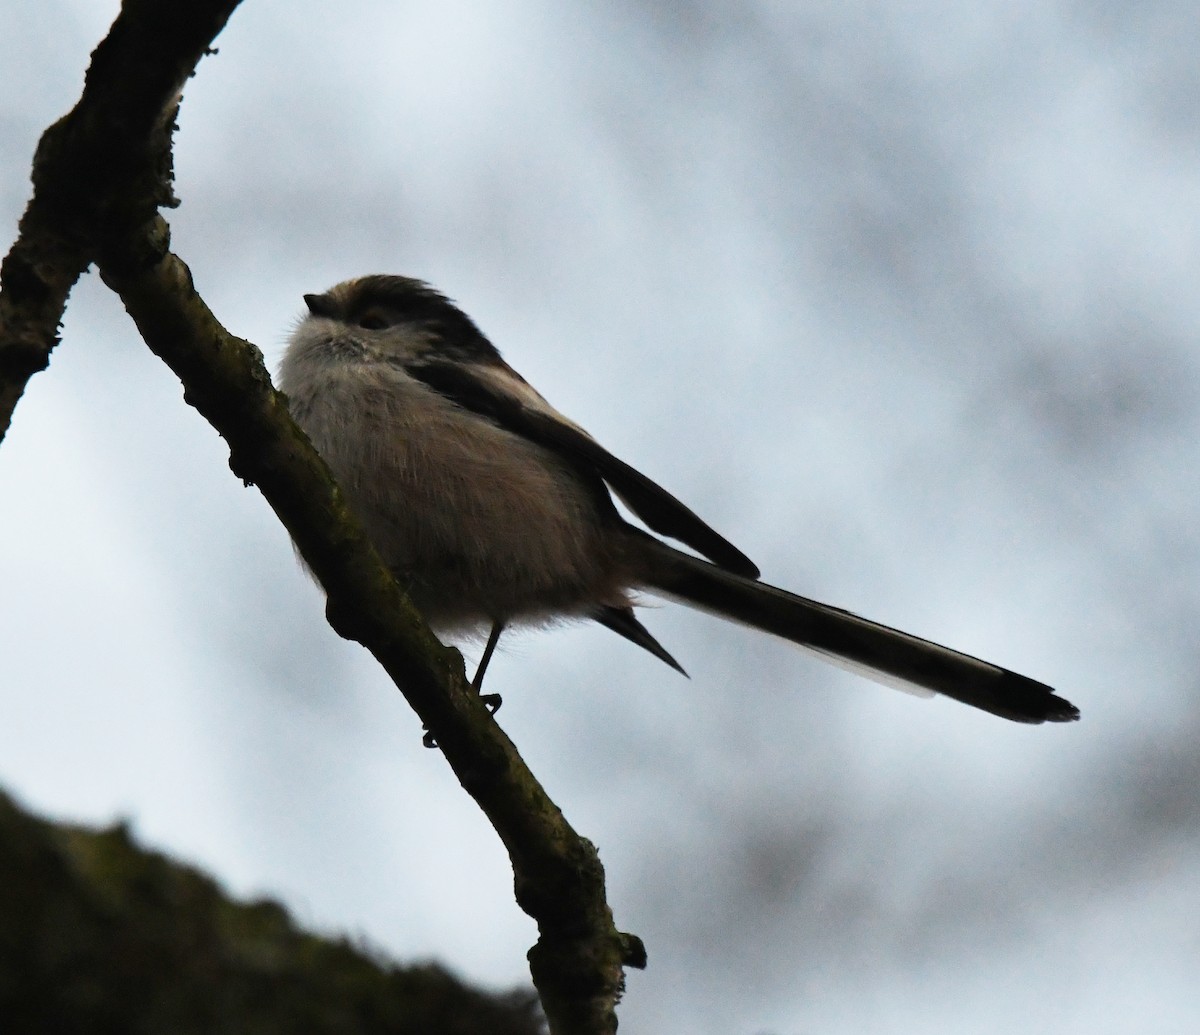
[631,536,1079,724]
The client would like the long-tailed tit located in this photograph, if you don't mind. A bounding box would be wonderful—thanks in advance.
[279,275,1078,724]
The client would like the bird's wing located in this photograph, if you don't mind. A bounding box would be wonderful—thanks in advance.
[403,356,760,578]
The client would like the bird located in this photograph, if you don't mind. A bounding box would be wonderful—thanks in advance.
[278,275,1079,725]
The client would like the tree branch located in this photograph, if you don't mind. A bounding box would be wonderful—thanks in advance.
[0,0,242,441]
[0,2,643,1031]
[0,787,543,1034]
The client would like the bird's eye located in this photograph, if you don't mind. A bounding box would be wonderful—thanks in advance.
[356,310,390,330]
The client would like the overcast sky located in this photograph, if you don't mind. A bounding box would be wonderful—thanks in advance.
[3,2,1199,1032]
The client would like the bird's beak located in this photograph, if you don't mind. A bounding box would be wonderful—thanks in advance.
[303,292,337,318]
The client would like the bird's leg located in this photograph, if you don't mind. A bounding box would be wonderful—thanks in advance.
[472,620,505,708]
[422,621,504,749]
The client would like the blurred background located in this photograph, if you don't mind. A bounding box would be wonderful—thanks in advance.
[3,2,1199,1031]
